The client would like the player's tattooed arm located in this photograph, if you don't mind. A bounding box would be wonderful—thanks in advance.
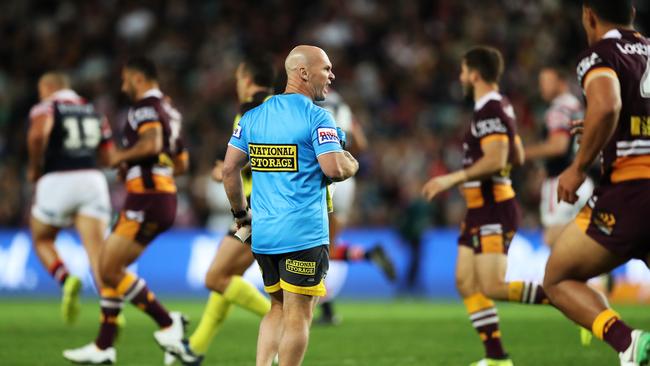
[26,113,54,182]
[109,124,163,167]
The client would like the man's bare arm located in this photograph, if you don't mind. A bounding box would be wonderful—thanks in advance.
[573,76,621,172]
[27,114,54,182]
[317,150,359,182]
[222,146,249,213]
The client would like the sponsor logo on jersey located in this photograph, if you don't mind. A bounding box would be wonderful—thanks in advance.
[576,52,603,84]
[232,125,242,139]
[616,42,650,56]
[471,118,507,137]
[317,127,340,145]
[56,103,95,114]
[285,259,316,276]
[249,143,298,172]
[129,106,159,124]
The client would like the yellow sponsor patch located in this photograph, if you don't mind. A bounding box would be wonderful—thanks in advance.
[285,259,316,276]
[631,116,650,137]
[249,143,298,172]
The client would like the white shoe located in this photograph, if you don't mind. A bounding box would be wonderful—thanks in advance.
[164,351,176,365]
[273,354,279,365]
[153,312,199,364]
[619,330,650,366]
[63,342,116,364]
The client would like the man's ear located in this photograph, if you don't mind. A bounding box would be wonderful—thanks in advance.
[300,67,309,81]
[469,69,479,85]
[587,8,597,30]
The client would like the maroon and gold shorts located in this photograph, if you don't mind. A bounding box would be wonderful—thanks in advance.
[458,198,521,254]
[575,180,650,260]
[112,193,177,245]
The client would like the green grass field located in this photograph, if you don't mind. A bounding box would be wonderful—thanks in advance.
[1,299,647,365]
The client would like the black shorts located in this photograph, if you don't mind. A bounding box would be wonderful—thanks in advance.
[254,245,329,297]
[575,180,650,260]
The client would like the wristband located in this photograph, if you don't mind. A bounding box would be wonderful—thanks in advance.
[231,208,248,219]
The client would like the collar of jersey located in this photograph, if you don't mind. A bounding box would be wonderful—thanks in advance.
[142,88,164,99]
[602,29,623,40]
[47,89,80,101]
[474,90,502,111]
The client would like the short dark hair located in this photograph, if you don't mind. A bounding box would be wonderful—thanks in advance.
[241,54,276,88]
[125,57,158,81]
[583,0,634,25]
[463,46,504,84]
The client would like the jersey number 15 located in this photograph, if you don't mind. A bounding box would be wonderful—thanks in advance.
[62,116,101,150]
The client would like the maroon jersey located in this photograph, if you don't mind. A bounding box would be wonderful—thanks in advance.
[29,89,112,174]
[461,91,519,209]
[576,29,650,184]
[122,89,183,193]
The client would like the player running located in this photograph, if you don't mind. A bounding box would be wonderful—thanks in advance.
[525,66,593,248]
[63,57,196,365]
[423,46,551,366]
[165,56,277,365]
[223,45,358,366]
[316,90,395,325]
[543,1,650,364]
[28,72,113,324]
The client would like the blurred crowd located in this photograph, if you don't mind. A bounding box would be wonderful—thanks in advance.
[1,0,648,232]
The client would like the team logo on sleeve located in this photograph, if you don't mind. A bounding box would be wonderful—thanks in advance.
[232,125,242,139]
[317,127,340,145]
[249,143,298,172]
[471,118,507,138]
[576,52,602,84]
[128,106,160,128]
[132,106,159,122]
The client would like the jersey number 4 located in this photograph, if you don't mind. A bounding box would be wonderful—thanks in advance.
[63,116,101,150]
[642,57,650,98]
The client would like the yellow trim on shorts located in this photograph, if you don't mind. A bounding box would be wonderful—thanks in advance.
[264,282,282,294]
[574,204,593,233]
[481,234,504,254]
[280,279,327,297]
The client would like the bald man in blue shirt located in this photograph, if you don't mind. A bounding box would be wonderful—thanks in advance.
[223,45,358,366]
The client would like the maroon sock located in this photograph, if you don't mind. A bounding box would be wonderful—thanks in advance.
[604,319,633,353]
[470,307,507,359]
[124,278,172,328]
[95,296,122,349]
[521,282,549,305]
[48,260,69,286]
